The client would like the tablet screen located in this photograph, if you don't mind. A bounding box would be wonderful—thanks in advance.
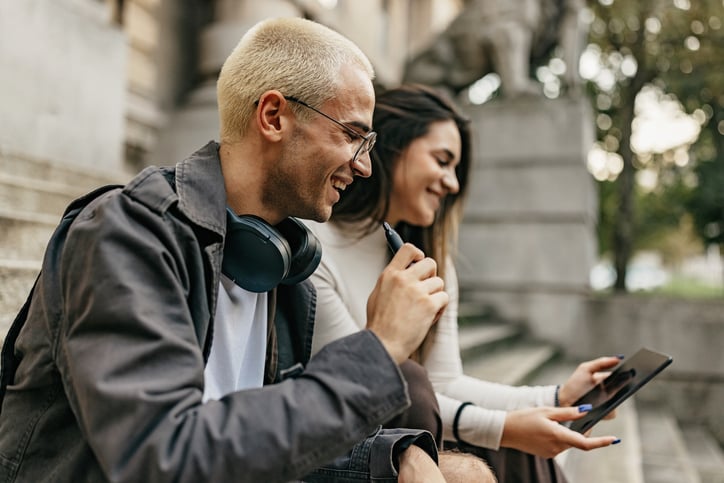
[569,348,673,433]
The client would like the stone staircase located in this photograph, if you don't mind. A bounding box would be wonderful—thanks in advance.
[458,302,724,483]
[0,151,131,344]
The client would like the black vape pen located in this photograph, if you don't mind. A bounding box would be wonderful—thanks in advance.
[382,222,404,254]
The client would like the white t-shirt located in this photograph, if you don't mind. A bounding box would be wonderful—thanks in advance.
[203,275,268,402]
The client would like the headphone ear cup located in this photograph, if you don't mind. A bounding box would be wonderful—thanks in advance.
[276,217,322,286]
[222,209,292,292]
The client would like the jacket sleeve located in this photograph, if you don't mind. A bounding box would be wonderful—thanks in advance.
[304,427,438,482]
[55,194,411,483]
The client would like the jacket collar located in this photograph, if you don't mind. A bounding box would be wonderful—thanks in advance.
[172,142,318,374]
[174,141,228,237]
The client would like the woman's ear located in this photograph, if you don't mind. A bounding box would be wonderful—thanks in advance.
[256,90,290,142]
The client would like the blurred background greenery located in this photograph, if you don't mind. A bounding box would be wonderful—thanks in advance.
[569,0,722,296]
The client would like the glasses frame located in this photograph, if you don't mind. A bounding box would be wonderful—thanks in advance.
[283,96,376,164]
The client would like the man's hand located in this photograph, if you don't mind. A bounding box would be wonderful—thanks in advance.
[501,406,620,458]
[366,244,449,363]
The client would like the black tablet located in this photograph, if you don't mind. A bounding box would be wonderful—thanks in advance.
[568,348,673,433]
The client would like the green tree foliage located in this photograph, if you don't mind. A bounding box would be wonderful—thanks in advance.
[657,0,724,257]
[586,0,723,290]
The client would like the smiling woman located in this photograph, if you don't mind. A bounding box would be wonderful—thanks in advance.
[328,83,472,274]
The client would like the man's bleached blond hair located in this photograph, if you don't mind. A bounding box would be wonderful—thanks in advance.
[217,17,375,143]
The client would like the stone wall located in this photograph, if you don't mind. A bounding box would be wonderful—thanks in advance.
[0,0,126,171]
[458,95,598,349]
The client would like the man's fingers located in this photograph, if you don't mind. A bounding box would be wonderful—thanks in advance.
[429,291,450,315]
[388,243,425,269]
[405,256,438,279]
[420,276,445,294]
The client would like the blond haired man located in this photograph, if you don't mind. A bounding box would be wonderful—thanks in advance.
[0,17,494,483]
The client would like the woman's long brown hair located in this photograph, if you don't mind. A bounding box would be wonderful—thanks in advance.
[331,84,473,361]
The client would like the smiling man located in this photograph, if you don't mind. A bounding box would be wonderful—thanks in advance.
[0,18,456,483]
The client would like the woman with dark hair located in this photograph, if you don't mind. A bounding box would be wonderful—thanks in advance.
[306,84,622,482]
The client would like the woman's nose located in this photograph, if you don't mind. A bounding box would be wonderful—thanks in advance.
[442,170,459,194]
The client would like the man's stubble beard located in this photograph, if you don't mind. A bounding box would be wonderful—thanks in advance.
[263,130,330,223]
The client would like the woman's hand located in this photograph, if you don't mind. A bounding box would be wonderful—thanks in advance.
[557,356,623,407]
[501,406,620,458]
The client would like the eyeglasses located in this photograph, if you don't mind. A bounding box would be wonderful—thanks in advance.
[284,96,377,165]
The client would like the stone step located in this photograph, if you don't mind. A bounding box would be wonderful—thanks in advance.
[457,301,503,322]
[0,151,130,219]
[0,208,58,260]
[458,322,522,362]
[0,172,88,217]
[520,354,573,387]
[680,425,724,483]
[0,261,40,344]
[462,339,559,386]
[638,403,701,483]
[0,150,130,190]
[456,312,716,483]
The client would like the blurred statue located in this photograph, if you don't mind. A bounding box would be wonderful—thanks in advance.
[403,0,587,98]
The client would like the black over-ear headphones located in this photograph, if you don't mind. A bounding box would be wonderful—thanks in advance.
[221,208,322,292]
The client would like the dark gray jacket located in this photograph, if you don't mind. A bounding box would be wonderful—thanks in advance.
[0,142,430,482]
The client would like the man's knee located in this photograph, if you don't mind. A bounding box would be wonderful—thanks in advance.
[438,451,497,483]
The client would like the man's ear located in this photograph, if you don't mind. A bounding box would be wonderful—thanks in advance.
[256,91,291,142]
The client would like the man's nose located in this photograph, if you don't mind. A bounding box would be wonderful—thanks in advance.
[351,151,372,178]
